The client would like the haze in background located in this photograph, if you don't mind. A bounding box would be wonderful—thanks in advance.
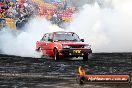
[68,0,132,52]
[0,0,132,58]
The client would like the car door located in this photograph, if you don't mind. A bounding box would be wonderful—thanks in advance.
[40,34,48,55]
[45,33,54,56]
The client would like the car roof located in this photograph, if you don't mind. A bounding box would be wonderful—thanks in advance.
[43,31,75,35]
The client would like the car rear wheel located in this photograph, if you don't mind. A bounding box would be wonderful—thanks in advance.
[83,54,88,61]
[35,47,40,52]
[35,48,44,58]
[54,49,60,61]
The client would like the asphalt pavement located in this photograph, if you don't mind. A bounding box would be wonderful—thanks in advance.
[0,53,131,88]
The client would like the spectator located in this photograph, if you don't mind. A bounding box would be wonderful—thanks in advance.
[0,18,6,30]
[0,0,75,29]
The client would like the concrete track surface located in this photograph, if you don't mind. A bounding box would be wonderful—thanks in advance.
[0,53,132,88]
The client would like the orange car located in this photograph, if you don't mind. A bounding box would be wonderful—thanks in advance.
[36,31,92,61]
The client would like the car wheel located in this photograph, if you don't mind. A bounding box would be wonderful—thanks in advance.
[35,47,40,52]
[54,49,60,61]
[36,48,44,58]
[83,54,88,61]
[41,55,45,58]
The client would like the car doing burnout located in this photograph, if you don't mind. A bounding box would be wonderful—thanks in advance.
[36,32,92,61]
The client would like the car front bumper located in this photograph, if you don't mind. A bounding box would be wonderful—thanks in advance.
[59,48,92,56]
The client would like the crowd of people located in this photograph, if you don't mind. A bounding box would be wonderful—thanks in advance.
[0,0,37,29]
[0,0,76,30]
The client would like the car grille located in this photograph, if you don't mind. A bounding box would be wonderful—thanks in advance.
[70,45,84,48]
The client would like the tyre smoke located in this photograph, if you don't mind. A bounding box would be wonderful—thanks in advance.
[0,17,63,57]
[0,0,132,58]
[68,0,132,52]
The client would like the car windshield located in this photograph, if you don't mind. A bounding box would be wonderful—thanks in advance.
[54,32,80,41]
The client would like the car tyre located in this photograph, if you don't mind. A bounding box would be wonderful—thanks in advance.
[41,55,45,58]
[36,48,44,58]
[83,54,88,61]
[54,49,60,61]
[35,47,40,52]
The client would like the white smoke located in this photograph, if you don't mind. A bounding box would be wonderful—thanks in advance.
[0,0,132,58]
[69,0,132,52]
[0,17,63,57]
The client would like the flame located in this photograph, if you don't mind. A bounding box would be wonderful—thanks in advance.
[78,66,86,76]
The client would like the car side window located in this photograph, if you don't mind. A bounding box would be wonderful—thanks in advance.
[48,33,53,40]
[41,33,53,42]
[45,33,49,42]
[41,34,46,41]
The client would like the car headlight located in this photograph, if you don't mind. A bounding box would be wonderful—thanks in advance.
[84,45,91,49]
[62,45,70,49]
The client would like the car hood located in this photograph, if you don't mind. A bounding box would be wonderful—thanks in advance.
[54,41,89,46]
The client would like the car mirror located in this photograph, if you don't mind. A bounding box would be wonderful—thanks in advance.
[48,39,53,42]
[80,39,84,42]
